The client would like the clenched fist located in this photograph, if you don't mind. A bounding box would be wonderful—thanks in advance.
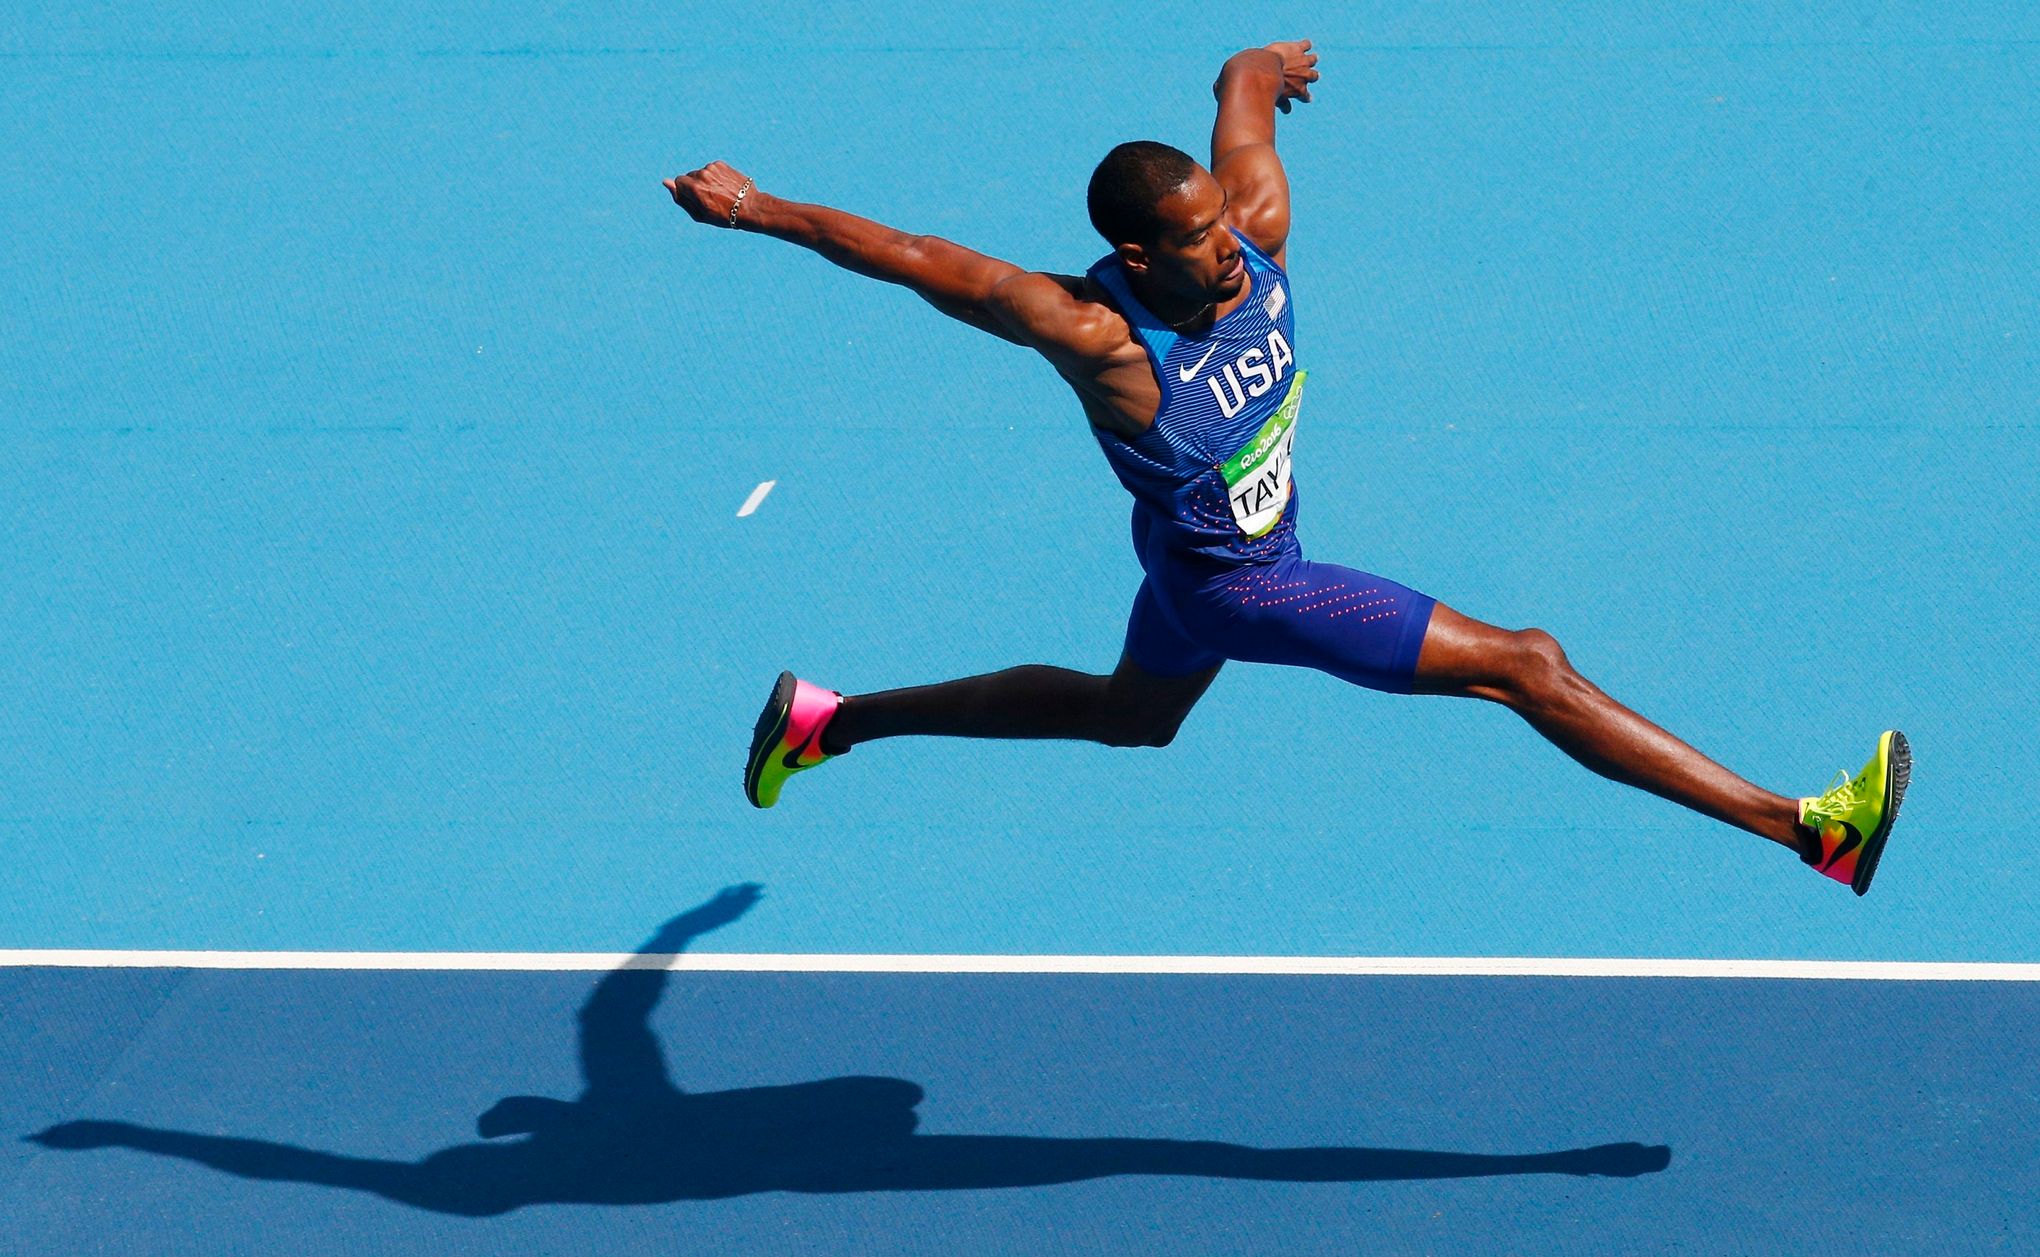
[663,161,757,227]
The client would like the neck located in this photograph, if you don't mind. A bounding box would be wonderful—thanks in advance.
[1127,273,1216,332]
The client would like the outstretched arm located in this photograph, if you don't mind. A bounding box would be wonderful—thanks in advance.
[577,884,763,1102]
[1209,40,1319,265]
[667,162,1061,348]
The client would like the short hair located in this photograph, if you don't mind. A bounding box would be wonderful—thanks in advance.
[1087,141,1200,246]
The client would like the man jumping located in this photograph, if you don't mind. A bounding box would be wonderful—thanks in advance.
[666,40,1908,893]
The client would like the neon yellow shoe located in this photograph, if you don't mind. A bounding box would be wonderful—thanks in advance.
[1799,730,1911,895]
[744,671,843,809]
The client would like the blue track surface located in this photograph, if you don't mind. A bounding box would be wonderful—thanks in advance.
[9,961,2039,1253]
[6,1,2039,1250]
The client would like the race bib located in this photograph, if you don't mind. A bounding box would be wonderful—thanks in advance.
[1220,371,1305,537]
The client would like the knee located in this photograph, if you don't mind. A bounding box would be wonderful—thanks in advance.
[1100,716,1182,749]
[1504,627,1579,703]
[1096,697,1187,748]
[1517,627,1568,669]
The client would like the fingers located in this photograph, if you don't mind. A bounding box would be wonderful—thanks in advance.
[1296,46,1318,105]
[1267,37,1319,105]
[662,162,745,225]
[660,163,726,224]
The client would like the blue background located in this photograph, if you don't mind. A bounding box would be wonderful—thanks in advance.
[4,3,2035,956]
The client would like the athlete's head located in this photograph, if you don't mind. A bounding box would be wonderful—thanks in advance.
[1087,141,1246,308]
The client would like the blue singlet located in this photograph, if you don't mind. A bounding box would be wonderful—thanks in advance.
[1086,231,1437,692]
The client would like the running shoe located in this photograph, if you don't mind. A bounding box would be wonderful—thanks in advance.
[1799,730,1911,895]
[744,671,842,809]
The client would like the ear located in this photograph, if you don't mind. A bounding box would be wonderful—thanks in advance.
[1115,241,1150,276]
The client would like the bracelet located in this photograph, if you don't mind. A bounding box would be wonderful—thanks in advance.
[727,178,754,229]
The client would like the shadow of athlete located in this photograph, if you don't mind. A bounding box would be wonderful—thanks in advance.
[29,887,1669,1216]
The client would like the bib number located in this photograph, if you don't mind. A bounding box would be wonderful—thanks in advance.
[1220,371,1305,537]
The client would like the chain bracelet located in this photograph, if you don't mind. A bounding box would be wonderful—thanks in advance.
[727,178,754,229]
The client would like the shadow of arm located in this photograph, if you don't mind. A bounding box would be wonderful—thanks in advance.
[578,884,762,1100]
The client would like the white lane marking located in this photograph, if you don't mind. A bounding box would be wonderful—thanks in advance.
[737,480,776,517]
[1,952,2036,980]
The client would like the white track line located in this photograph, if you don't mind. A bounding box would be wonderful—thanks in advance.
[736,479,776,517]
[1,952,2036,980]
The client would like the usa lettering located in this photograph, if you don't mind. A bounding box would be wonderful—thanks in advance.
[1206,329,1295,418]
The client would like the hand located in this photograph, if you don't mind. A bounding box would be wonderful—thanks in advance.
[698,882,764,923]
[1262,39,1319,113]
[664,161,757,228]
[659,882,764,940]
[476,1095,573,1139]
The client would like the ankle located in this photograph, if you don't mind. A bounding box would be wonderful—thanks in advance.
[1789,821,1821,864]
[819,696,856,756]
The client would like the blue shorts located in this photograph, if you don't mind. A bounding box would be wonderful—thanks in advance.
[1122,509,1437,694]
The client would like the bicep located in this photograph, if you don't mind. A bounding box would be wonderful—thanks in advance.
[1211,143,1291,261]
[888,234,1032,342]
[917,290,1030,345]
[985,272,1114,363]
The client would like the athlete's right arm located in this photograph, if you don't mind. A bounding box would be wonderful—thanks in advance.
[666,162,1110,361]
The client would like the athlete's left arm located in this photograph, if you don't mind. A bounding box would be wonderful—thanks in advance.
[1210,40,1320,267]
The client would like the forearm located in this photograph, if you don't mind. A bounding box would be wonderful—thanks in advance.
[1213,48,1287,152]
[736,191,1019,309]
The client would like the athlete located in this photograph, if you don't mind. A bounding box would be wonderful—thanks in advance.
[667,40,1908,894]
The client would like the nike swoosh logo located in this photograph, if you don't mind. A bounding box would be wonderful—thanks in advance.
[781,726,825,771]
[1820,821,1863,872]
[1177,343,1219,383]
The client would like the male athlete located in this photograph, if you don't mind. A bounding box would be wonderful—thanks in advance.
[667,40,1908,893]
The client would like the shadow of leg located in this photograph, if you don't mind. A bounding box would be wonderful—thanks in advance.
[783,1134,1674,1192]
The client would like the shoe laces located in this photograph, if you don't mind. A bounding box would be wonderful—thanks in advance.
[1811,769,1862,817]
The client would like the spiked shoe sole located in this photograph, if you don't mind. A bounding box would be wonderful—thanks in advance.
[743,671,797,809]
[1851,730,1911,896]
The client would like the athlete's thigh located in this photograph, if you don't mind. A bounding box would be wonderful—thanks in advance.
[1123,577,1224,685]
[1111,575,1225,732]
[1104,649,1223,728]
[1203,556,1435,694]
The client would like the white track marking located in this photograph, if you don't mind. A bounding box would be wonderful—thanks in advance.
[736,480,776,517]
[1,952,2035,980]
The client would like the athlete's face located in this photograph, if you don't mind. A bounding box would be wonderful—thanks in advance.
[1122,168,1246,306]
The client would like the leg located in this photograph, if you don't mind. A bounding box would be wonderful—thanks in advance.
[29,1120,445,1209]
[807,1134,1668,1191]
[823,574,1224,752]
[1414,603,1802,848]
[826,652,1221,751]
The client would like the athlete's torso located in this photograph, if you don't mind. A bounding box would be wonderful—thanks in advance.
[1080,231,1304,565]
